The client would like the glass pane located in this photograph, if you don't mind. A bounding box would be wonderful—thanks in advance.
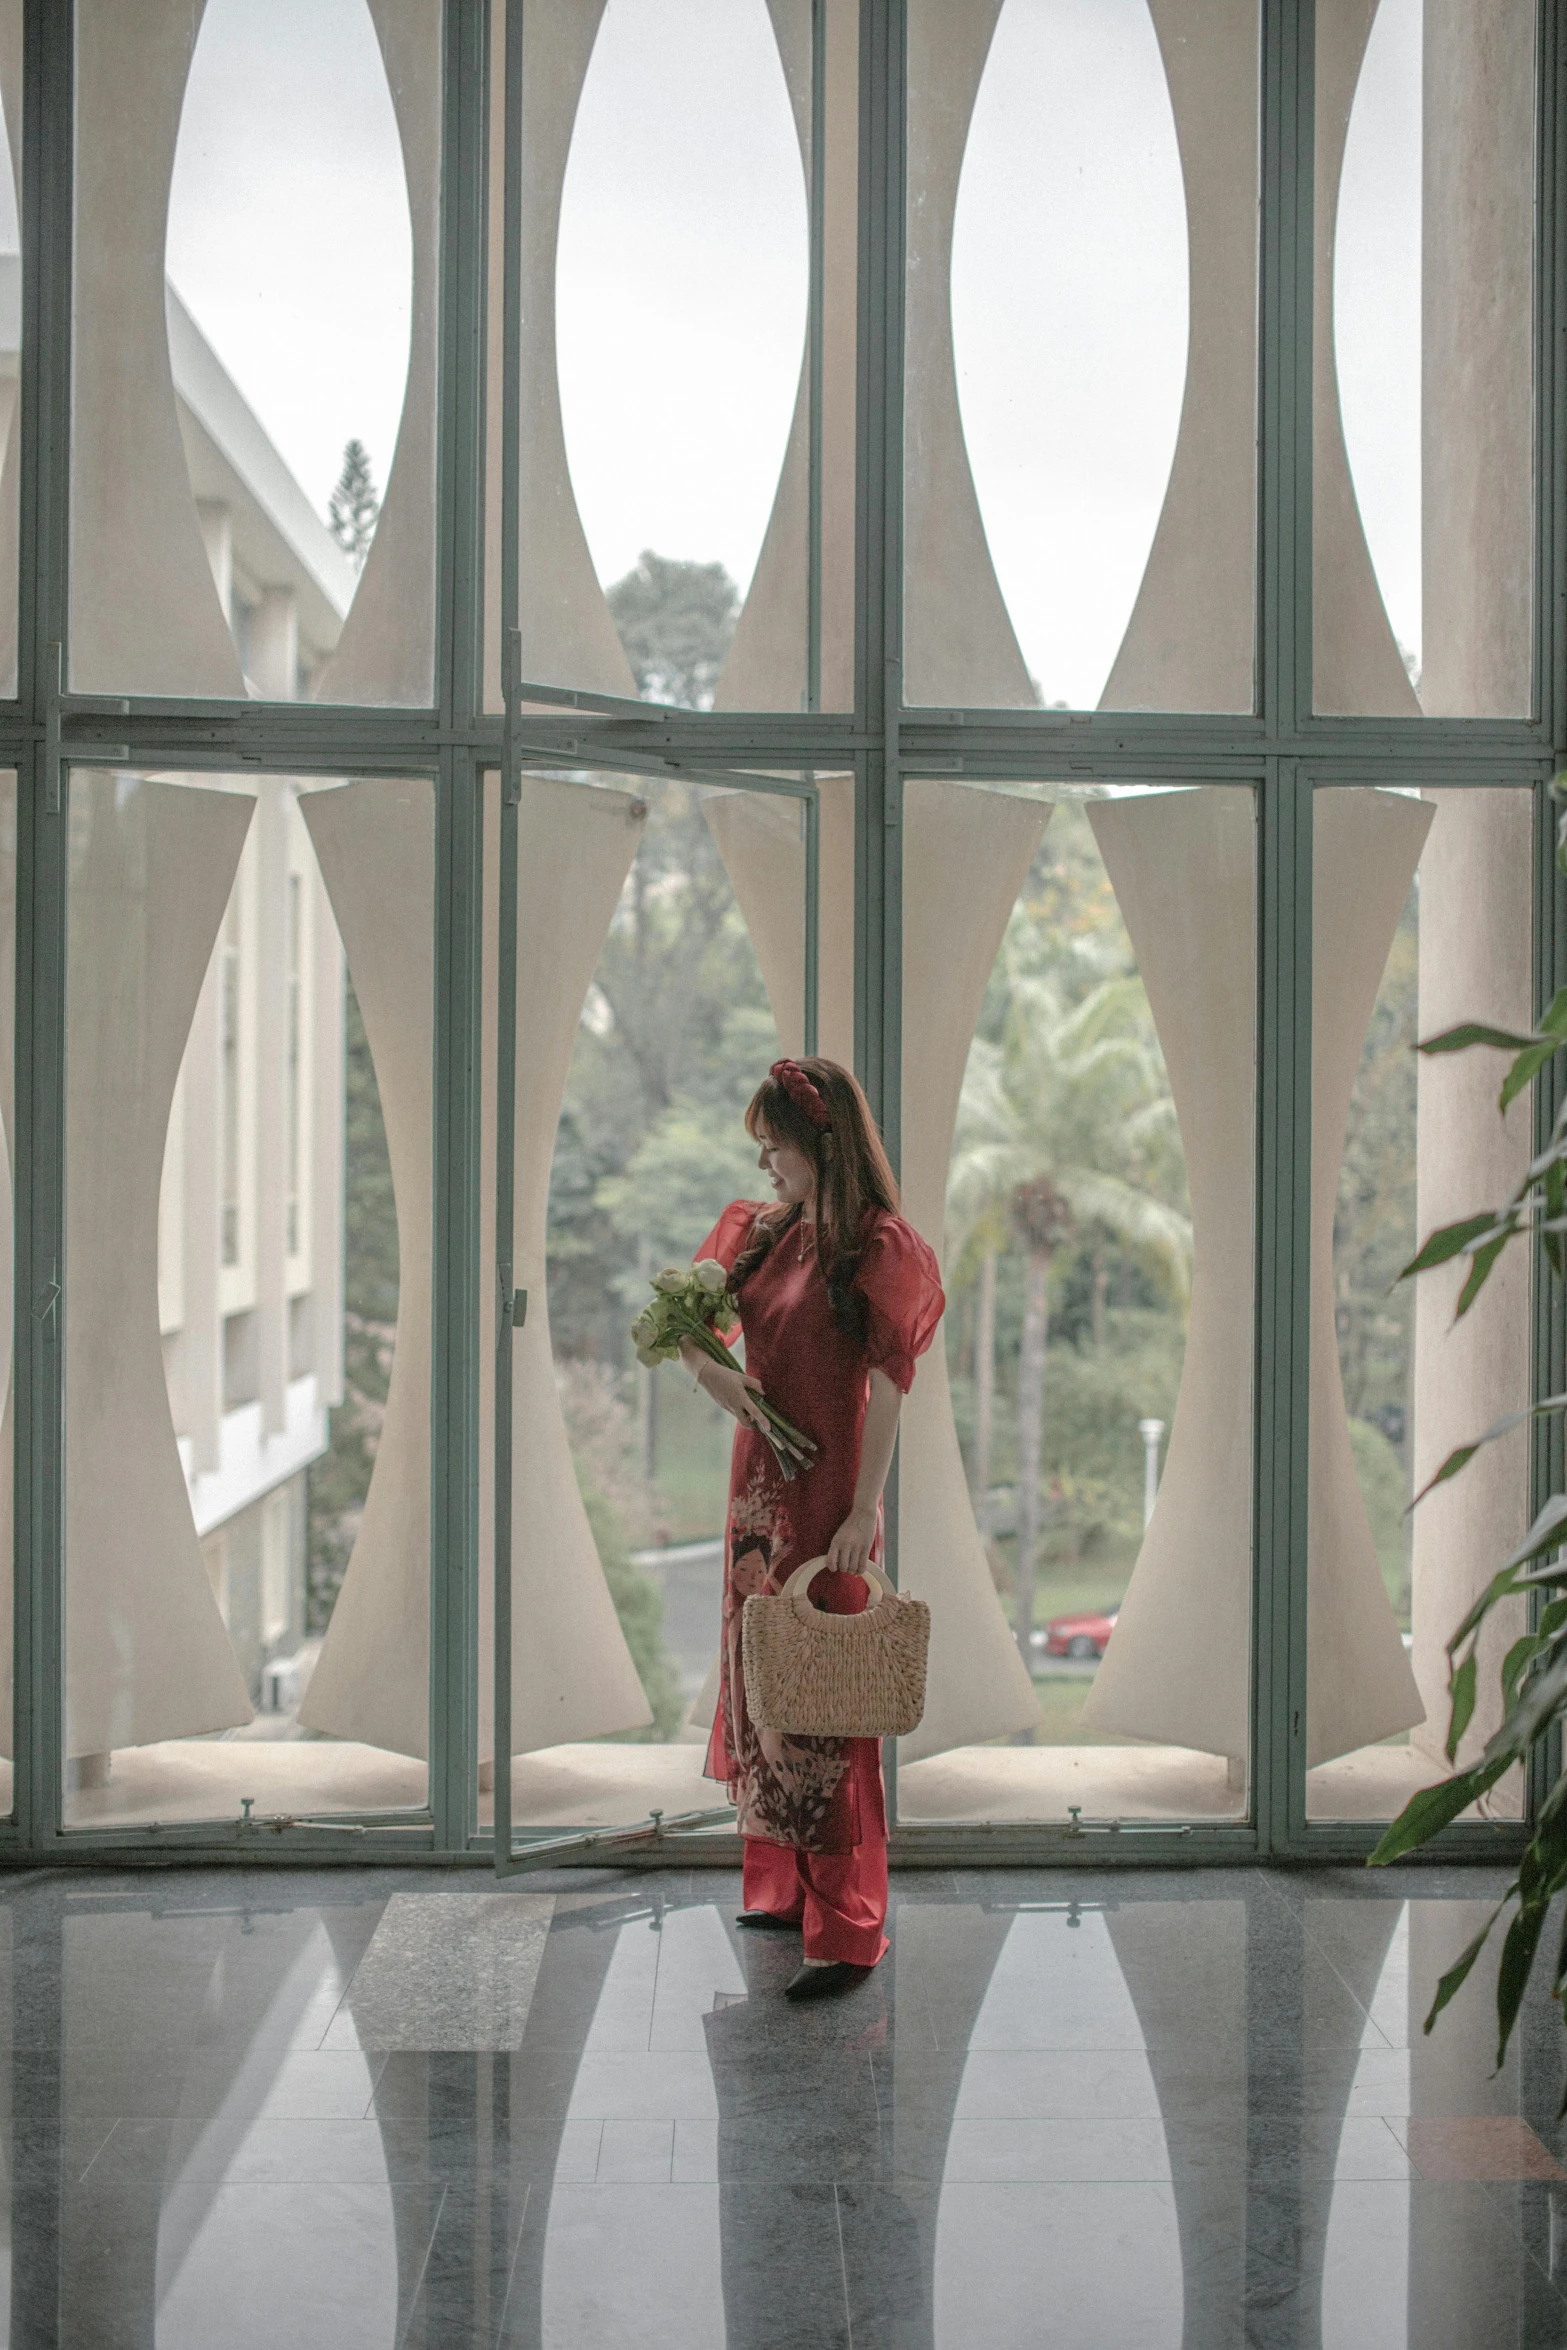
[896,781,1256,1826]
[1307,784,1532,1821]
[71,0,440,704]
[1314,0,1535,717]
[904,0,1259,712]
[494,0,854,715]
[482,767,826,1833]
[63,768,434,1827]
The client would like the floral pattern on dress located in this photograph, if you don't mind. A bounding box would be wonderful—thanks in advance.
[714,1468,850,1850]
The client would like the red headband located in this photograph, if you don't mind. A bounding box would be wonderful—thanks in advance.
[770,1058,830,1130]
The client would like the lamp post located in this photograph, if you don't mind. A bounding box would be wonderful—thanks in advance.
[1138,1418,1165,1530]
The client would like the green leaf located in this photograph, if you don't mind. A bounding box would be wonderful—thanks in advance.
[1497,1895,1558,2069]
[1401,1212,1509,1282]
[1482,1642,1567,1764]
[1499,1492,1567,1578]
[1446,1651,1478,1762]
[1408,1394,1567,1510]
[1538,986,1567,1041]
[1367,1756,1512,1865]
[1546,1162,1567,1280]
[1456,1230,1515,1319]
[1500,1038,1560,1114]
[1447,1564,1527,1658]
[1500,1632,1543,1711]
[1424,1903,1511,2032]
[1417,1023,1540,1057]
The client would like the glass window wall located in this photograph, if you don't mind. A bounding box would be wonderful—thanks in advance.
[1307,782,1535,1823]
[896,781,1255,1826]
[62,766,433,1828]
[903,0,1260,712]
[493,0,854,717]
[483,766,819,1835]
[70,0,441,705]
[1313,0,1536,719]
[0,3,1555,1860]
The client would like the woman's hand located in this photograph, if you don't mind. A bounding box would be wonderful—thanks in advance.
[826,1504,878,1578]
[699,1359,771,1435]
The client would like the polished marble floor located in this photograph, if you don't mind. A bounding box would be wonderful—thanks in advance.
[0,1862,1561,2346]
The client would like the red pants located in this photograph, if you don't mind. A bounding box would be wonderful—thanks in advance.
[742,1832,889,1967]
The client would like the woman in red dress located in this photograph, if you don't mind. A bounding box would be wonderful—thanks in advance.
[685,1056,944,2001]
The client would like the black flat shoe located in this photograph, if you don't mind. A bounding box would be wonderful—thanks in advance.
[735,1910,802,1932]
[784,1961,871,2001]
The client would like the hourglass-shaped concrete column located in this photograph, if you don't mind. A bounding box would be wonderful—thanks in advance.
[902,0,1033,709]
[1100,0,1258,714]
[297,780,436,1759]
[477,774,654,1756]
[1313,0,1421,718]
[1422,3,1534,722]
[897,780,1048,1759]
[314,1,440,707]
[64,775,254,1756]
[718,0,858,713]
[72,0,244,698]
[1410,790,1531,1805]
[1079,790,1257,1759]
[510,0,637,701]
[1306,791,1426,1761]
[1083,789,1426,1765]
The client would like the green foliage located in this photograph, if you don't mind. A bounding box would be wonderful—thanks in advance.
[580,1485,684,1741]
[948,803,1192,1299]
[1335,883,1417,1440]
[1034,1312,1185,1558]
[606,551,739,709]
[328,438,381,570]
[943,801,1192,1594]
[1348,1417,1411,1620]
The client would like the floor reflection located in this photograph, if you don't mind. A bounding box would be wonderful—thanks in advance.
[0,1866,1561,2347]
[933,1907,1182,2349]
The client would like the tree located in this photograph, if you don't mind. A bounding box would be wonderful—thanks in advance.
[328,439,381,570]
[949,960,1191,1666]
[606,551,739,708]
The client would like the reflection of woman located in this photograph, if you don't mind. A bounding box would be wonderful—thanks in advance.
[685,1057,943,2000]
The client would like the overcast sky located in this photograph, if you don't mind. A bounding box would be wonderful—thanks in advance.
[0,0,1424,706]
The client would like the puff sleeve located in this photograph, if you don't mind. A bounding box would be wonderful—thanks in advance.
[695,1198,763,1276]
[692,1200,764,1347]
[854,1213,945,1393]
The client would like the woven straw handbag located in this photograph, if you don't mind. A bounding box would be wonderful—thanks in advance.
[741,1558,930,1740]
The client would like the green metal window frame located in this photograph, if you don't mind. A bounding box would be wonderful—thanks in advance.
[0,0,1559,1869]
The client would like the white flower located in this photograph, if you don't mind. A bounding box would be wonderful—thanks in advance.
[692,1258,728,1294]
[653,1267,687,1295]
[630,1313,656,1344]
[635,1342,662,1369]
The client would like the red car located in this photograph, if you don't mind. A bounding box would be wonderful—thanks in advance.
[1037,1606,1119,1661]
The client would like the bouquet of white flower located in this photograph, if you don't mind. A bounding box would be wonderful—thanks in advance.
[631,1259,817,1479]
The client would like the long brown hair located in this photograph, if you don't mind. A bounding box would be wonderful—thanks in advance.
[731,1057,900,1336]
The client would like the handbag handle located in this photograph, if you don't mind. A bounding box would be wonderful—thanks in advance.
[777,1555,900,1606]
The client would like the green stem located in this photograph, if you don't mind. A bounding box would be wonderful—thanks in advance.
[677,1318,816,1453]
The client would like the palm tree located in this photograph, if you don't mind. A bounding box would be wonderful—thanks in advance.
[948,959,1191,1670]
